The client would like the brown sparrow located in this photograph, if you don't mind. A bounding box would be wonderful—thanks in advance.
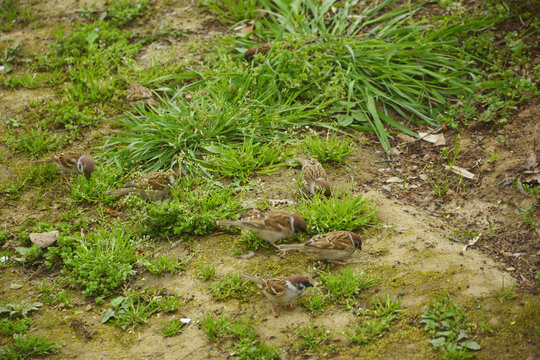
[297,157,331,197]
[244,43,272,61]
[279,230,362,265]
[33,150,95,179]
[105,171,178,201]
[216,211,306,249]
[242,274,313,317]
[126,82,157,106]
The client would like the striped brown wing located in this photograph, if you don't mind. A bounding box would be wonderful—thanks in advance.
[305,231,353,251]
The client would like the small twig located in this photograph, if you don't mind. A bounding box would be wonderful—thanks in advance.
[0,117,116,149]
[375,159,399,163]
[398,125,443,147]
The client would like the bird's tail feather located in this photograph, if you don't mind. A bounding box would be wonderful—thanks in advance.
[216,220,241,227]
[241,274,262,285]
[105,188,136,197]
[278,244,304,251]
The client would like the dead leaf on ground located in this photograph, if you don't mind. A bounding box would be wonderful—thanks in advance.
[418,132,446,146]
[522,151,537,170]
[244,43,272,61]
[444,165,476,180]
[241,23,254,35]
[30,230,58,248]
[127,82,157,106]
[385,177,402,183]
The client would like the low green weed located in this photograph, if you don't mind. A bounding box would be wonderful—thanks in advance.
[300,288,328,313]
[199,313,280,359]
[317,267,377,301]
[346,295,402,344]
[0,301,42,319]
[295,323,328,354]
[424,162,456,198]
[200,0,261,24]
[197,264,216,281]
[141,254,188,275]
[0,334,61,359]
[421,294,481,358]
[142,181,241,239]
[70,162,122,205]
[211,273,253,301]
[295,190,378,233]
[161,318,188,337]
[102,288,180,330]
[204,139,289,183]
[236,231,269,251]
[49,226,139,298]
[494,277,516,303]
[303,133,355,163]
[35,281,74,308]
[0,317,32,336]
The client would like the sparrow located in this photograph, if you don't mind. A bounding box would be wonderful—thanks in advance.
[126,82,157,106]
[279,230,362,265]
[297,157,331,196]
[244,43,272,61]
[242,274,313,317]
[216,211,307,249]
[33,150,95,179]
[105,171,178,201]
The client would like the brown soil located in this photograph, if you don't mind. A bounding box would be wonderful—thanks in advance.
[0,1,538,359]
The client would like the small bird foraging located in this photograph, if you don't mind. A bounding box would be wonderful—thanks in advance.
[33,150,95,180]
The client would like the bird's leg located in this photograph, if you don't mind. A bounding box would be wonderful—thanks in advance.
[271,303,280,318]
[329,260,349,265]
[288,303,295,311]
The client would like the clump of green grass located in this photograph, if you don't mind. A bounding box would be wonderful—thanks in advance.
[141,180,241,239]
[102,288,181,330]
[197,264,217,281]
[140,254,188,275]
[211,273,254,301]
[0,301,42,319]
[317,267,377,301]
[200,0,261,24]
[204,138,290,183]
[0,334,61,359]
[303,133,355,163]
[36,281,74,308]
[494,277,516,303]
[295,323,328,354]
[161,318,189,337]
[299,288,328,313]
[0,317,32,336]
[47,225,139,298]
[421,293,481,358]
[236,231,270,251]
[199,313,280,359]
[346,295,402,344]
[70,162,122,205]
[295,191,378,233]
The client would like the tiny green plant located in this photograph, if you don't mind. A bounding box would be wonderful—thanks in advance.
[317,267,377,301]
[295,323,328,353]
[303,133,356,163]
[300,288,328,313]
[197,264,216,281]
[199,313,230,340]
[421,293,481,358]
[494,277,516,303]
[200,0,260,24]
[161,318,188,337]
[142,254,188,275]
[295,190,378,233]
[204,139,289,183]
[347,295,402,344]
[0,317,32,336]
[424,162,455,198]
[236,231,269,251]
[0,334,61,359]
[102,289,180,330]
[211,273,253,301]
[0,301,42,318]
[36,281,74,308]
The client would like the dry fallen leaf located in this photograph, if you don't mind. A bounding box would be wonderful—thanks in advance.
[241,23,254,35]
[385,177,402,183]
[418,132,446,146]
[127,82,157,106]
[30,230,59,248]
[444,165,476,179]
